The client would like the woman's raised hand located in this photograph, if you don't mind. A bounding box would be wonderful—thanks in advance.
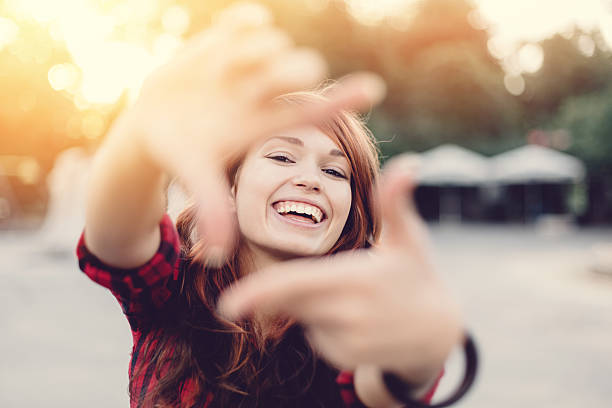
[124,3,385,261]
[217,155,463,381]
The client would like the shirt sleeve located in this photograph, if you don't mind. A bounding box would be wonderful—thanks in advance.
[336,370,442,407]
[76,214,181,330]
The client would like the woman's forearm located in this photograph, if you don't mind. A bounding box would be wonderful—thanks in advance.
[84,113,168,268]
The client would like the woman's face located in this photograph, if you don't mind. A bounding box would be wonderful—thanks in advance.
[233,126,352,259]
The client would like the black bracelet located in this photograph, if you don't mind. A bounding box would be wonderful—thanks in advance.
[382,333,478,408]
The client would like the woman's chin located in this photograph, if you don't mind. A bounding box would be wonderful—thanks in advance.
[257,240,328,261]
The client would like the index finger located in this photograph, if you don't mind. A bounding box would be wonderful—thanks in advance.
[378,154,432,257]
[217,251,373,321]
[255,72,387,137]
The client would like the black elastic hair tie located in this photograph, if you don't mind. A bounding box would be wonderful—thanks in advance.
[382,332,478,407]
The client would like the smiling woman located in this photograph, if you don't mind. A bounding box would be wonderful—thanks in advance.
[232,102,378,260]
[132,95,381,406]
[78,3,466,408]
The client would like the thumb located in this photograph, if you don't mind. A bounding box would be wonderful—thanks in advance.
[378,153,428,252]
[181,163,237,266]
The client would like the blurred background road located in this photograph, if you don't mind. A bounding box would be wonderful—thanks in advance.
[1,223,611,407]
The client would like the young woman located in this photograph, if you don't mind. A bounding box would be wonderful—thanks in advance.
[78,4,463,407]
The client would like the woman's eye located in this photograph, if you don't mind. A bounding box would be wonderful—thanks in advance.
[323,168,347,179]
[267,155,294,163]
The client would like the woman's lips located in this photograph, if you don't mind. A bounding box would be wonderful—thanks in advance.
[282,213,315,224]
[270,205,326,229]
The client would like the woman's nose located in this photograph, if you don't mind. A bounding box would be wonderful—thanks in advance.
[293,167,321,192]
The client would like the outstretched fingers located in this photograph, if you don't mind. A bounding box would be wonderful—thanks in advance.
[256,72,387,137]
[217,253,373,322]
[177,156,237,266]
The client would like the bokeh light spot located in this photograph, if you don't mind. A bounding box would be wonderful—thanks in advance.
[81,112,106,139]
[578,34,596,56]
[518,43,544,73]
[504,74,525,96]
[17,157,40,185]
[0,17,19,50]
[346,0,418,26]
[48,63,80,91]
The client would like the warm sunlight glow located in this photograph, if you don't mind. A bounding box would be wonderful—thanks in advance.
[76,41,155,105]
[3,0,610,110]
[4,0,179,107]
[518,44,544,74]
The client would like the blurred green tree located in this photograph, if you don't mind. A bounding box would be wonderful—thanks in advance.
[268,0,522,156]
[522,30,612,125]
[552,85,612,222]
[555,85,612,172]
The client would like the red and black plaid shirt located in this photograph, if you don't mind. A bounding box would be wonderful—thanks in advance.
[77,214,438,407]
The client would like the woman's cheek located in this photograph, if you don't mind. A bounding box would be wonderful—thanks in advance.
[331,182,353,227]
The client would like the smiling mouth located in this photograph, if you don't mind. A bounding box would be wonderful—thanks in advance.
[272,201,326,224]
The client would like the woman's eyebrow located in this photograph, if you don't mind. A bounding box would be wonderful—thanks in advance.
[269,136,303,146]
[329,148,345,158]
[267,136,346,159]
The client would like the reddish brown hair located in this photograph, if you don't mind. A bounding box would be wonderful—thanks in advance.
[131,90,381,407]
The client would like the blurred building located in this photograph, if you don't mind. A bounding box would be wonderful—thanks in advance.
[413,144,586,223]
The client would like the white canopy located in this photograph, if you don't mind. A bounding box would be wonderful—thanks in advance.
[417,144,490,186]
[491,145,585,183]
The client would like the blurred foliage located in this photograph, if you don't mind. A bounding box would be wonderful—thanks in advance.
[523,30,612,175]
[523,31,612,123]
[260,0,523,157]
[554,85,612,173]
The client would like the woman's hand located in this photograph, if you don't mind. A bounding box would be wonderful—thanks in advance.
[122,3,385,261]
[217,155,463,381]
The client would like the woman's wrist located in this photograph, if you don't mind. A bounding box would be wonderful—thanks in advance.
[381,333,479,408]
[354,364,440,408]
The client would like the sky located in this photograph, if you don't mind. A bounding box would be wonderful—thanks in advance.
[474,0,612,49]
[347,0,612,47]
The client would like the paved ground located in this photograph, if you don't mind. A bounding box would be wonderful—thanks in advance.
[1,223,611,407]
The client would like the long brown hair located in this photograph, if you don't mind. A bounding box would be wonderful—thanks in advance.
[130,90,381,407]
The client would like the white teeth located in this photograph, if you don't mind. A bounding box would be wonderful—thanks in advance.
[274,201,325,223]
